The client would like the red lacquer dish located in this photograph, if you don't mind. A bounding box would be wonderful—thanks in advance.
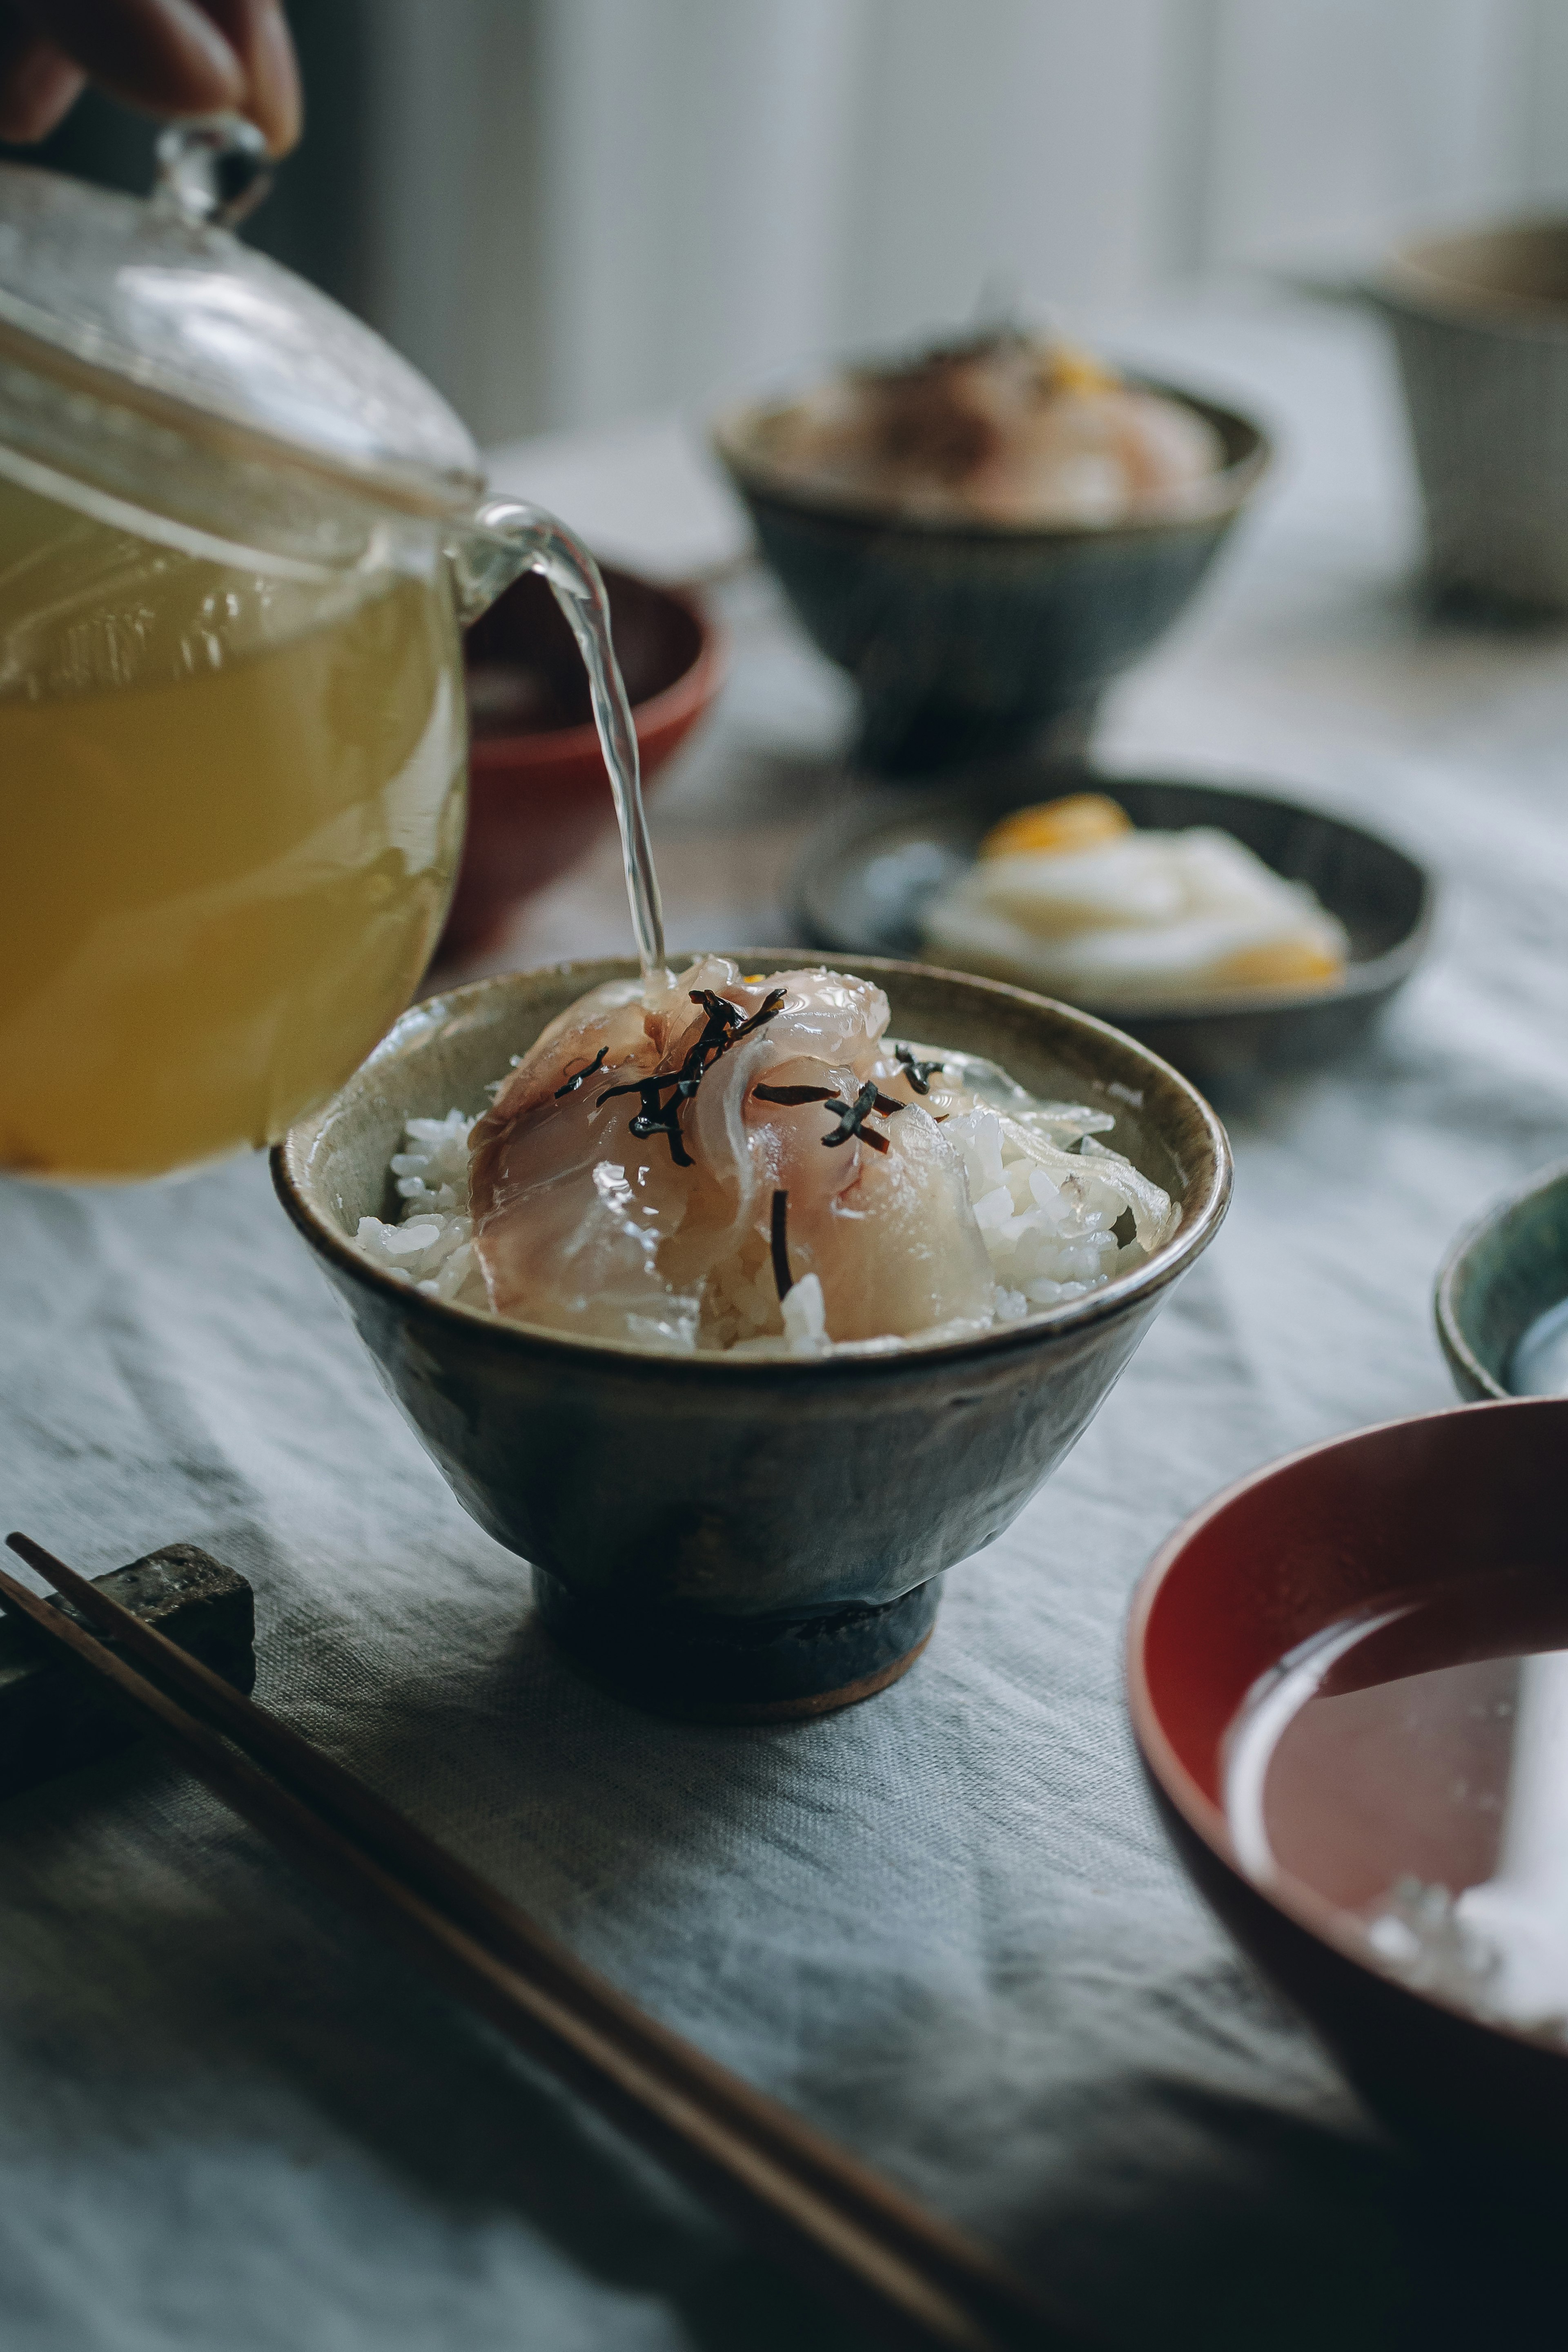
[1127,1397,1568,2154]
[440,565,723,962]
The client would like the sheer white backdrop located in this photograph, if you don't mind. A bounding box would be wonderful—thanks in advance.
[360,0,1568,444]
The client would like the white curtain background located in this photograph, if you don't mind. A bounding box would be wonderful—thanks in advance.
[358,0,1568,447]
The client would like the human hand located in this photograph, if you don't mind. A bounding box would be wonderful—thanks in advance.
[0,0,300,156]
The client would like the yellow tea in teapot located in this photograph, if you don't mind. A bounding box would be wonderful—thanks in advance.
[0,471,465,1180]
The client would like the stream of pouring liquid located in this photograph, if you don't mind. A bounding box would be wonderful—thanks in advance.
[523,517,669,983]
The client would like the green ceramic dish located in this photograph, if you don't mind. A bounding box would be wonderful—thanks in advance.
[273,954,1231,1720]
[1435,1158,1568,1400]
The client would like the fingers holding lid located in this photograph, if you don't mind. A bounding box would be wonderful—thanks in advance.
[0,15,87,140]
[4,0,302,156]
[193,0,300,153]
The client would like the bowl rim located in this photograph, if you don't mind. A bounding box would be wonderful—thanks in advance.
[272,950,1232,1380]
[791,765,1437,1026]
[1125,1393,1568,2059]
[710,366,1272,542]
[466,574,725,773]
[1434,1154,1568,1402]
[1378,212,1568,333]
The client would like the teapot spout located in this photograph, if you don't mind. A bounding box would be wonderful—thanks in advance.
[449,496,555,626]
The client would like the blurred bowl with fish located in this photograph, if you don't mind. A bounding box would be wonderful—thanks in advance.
[795,763,1433,1086]
[713,328,1270,775]
[439,565,723,965]
[275,952,1229,1722]
[1437,1159,1568,1402]
[1129,1396,1568,2158]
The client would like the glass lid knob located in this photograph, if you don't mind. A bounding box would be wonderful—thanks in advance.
[151,115,273,232]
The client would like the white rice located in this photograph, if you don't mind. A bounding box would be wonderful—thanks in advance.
[351,1043,1174,1354]
[352,1111,484,1309]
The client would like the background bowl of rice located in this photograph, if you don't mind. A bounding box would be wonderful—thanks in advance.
[273,954,1230,1720]
[713,372,1270,776]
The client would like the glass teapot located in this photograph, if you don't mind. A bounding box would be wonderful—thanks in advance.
[0,120,643,1184]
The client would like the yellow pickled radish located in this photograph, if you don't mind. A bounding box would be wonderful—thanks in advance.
[1215,939,1345,990]
[1045,344,1122,398]
[978,793,1134,862]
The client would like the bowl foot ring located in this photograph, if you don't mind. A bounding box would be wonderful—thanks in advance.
[531,1570,942,1723]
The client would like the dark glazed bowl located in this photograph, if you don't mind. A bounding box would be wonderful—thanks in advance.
[713,378,1270,776]
[794,762,1433,1086]
[439,566,723,961]
[1128,1398,1568,2156]
[274,954,1230,1721]
[1371,217,1568,613]
[1436,1158,1568,1399]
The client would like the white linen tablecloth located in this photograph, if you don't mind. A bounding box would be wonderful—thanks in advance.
[3,292,1567,2352]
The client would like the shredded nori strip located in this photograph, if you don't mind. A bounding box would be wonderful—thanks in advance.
[727,987,789,1043]
[895,1044,945,1095]
[595,987,789,1166]
[594,1072,695,1164]
[554,1044,609,1098]
[769,1188,793,1301]
[754,1079,902,1148]
[628,1083,695,1166]
[820,1080,893,1153]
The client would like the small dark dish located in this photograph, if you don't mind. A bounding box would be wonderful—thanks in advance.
[439,566,723,961]
[275,954,1229,1723]
[793,762,1433,1086]
[1436,1159,1568,1400]
[713,377,1269,776]
[1129,1397,1568,2157]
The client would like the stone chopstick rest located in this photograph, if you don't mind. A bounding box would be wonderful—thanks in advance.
[0,1543,255,1798]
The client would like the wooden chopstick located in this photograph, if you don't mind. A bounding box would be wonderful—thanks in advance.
[2,1536,1089,2352]
[9,1532,1040,2332]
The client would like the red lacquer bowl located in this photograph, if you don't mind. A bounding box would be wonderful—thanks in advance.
[1127,1397,1568,2155]
[438,565,724,962]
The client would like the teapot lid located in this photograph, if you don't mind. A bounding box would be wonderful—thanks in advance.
[0,118,482,517]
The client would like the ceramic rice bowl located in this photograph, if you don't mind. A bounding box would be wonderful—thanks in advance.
[713,381,1269,776]
[1373,218,1568,612]
[274,955,1230,1721]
